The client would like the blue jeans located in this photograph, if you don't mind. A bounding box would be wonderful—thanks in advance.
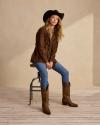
[33,62,69,89]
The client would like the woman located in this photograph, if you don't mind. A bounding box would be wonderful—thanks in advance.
[30,10,78,115]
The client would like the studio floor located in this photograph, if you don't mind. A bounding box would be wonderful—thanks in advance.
[0,86,100,125]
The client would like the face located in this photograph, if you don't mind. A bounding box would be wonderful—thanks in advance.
[48,15,59,26]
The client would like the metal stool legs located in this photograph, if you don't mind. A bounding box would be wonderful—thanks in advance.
[29,72,41,105]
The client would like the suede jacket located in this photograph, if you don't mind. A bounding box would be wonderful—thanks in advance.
[30,26,58,65]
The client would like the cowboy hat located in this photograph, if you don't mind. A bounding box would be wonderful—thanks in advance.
[43,10,64,22]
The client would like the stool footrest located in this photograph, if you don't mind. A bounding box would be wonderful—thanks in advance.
[32,86,41,87]
[31,90,41,91]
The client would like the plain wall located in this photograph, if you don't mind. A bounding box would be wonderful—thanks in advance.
[93,0,100,86]
[0,0,100,93]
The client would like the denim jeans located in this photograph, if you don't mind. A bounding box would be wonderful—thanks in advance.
[33,62,69,89]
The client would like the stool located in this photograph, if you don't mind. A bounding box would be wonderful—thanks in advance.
[29,63,41,105]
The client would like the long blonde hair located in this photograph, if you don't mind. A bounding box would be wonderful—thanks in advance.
[44,17,64,41]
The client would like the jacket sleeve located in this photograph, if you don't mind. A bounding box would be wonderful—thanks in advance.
[36,28,48,63]
[50,40,58,62]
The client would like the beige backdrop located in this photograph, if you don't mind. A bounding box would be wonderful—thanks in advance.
[0,0,100,93]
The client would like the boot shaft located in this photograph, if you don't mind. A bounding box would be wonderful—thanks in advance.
[41,85,51,114]
[62,82,70,97]
[41,87,49,103]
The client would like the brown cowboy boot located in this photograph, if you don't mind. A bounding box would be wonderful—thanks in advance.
[41,85,51,115]
[62,82,78,107]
